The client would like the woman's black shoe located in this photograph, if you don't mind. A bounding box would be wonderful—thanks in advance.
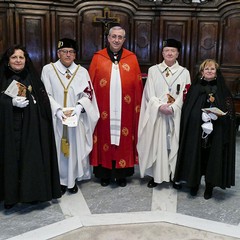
[116,178,127,187]
[172,182,182,190]
[61,185,67,195]
[190,186,199,196]
[204,184,213,200]
[68,184,78,194]
[100,178,110,187]
[147,178,158,188]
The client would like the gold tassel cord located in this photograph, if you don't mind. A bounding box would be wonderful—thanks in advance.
[51,63,80,157]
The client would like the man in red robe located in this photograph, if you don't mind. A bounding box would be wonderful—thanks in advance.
[89,26,143,187]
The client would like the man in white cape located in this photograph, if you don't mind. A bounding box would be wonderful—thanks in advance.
[137,39,191,188]
[41,38,99,195]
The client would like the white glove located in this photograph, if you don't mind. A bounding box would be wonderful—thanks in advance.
[159,104,173,115]
[71,104,83,120]
[202,112,211,122]
[208,112,218,120]
[202,112,218,122]
[56,109,66,121]
[12,96,29,108]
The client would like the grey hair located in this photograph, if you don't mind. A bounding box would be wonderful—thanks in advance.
[108,26,126,38]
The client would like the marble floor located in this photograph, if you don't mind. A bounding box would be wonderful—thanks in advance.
[1,134,240,240]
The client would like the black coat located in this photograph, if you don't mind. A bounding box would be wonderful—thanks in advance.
[0,62,61,205]
[174,71,235,189]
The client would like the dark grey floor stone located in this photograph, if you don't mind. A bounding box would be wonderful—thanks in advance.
[79,169,152,214]
[0,201,64,240]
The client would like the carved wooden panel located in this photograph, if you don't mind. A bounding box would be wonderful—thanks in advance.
[57,15,78,41]
[81,10,103,62]
[159,16,192,67]
[221,14,240,67]
[134,20,152,63]
[17,12,49,74]
[0,10,8,54]
[197,21,219,63]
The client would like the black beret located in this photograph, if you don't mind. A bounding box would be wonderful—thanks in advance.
[57,38,78,52]
[162,39,182,52]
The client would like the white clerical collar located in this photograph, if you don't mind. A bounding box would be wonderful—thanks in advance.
[159,61,180,74]
[55,60,77,75]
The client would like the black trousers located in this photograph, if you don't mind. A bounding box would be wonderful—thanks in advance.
[93,160,134,179]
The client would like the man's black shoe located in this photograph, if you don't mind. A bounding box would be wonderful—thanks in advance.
[190,186,199,196]
[117,178,127,187]
[204,185,213,200]
[100,178,110,187]
[68,184,78,194]
[147,178,158,188]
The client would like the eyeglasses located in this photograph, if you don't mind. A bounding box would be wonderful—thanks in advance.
[59,49,76,55]
[109,34,125,41]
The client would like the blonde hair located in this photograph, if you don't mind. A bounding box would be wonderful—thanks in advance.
[199,59,219,72]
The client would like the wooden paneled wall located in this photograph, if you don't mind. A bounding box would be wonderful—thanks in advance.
[0,0,240,94]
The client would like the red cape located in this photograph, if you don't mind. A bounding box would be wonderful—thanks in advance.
[89,48,143,169]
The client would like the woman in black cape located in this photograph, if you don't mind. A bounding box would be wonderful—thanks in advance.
[174,59,235,200]
[0,45,61,209]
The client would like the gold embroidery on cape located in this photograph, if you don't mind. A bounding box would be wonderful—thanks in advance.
[101,111,108,120]
[119,159,126,168]
[122,127,129,136]
[122,63,130,72]
[93,135,97,144]
[135,105,141,113]
[100,78,107,87]
[124,95,131,104]
[103,143,109,152]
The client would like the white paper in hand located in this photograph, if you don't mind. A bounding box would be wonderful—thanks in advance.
[5,80,27,98]
[62,107,78,127]
[202,107,227,116]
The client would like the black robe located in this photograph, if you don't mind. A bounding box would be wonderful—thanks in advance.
[0,65,61,205]
[174,71,235,189]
